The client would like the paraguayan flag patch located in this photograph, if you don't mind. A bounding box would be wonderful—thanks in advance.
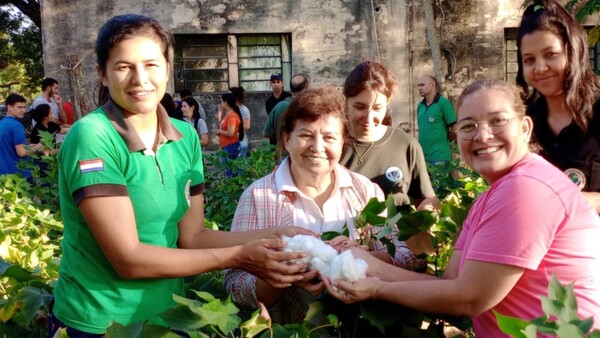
[79,159,105,173]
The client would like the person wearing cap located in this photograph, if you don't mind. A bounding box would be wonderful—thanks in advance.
[263,73,310,147]
[265,72,291,145]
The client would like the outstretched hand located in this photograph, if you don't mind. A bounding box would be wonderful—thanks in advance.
[321,273,381,304]
[327,235,369,252]
[240,237,308,288]
[275,226,318,238]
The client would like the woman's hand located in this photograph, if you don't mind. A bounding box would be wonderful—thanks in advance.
[327,235,368,252]
[293,269,325,296]
[273,226,318,238]
[239,237,308,288]
[321,274,382,304]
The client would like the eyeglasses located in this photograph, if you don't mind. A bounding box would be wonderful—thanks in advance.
[455,116,519,140]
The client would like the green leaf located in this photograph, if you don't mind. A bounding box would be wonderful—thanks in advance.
[106,321,144,338]
[16,286,52,323]
[362,197,386,215]
[160,305,204,331]
[556,323,584,338]
[259,323,308,338]
[303,300,323,323]
[0,299,19,323]
[321,231,342,241]
[195,299,240,334]
[191,290,217,303]
[576,316,594,333]
[588,330,600,338]
[494,310,530,338]
[138,324,182,338]
[239,308,270,338]
[0,259,33,283]
[360,301,424,334]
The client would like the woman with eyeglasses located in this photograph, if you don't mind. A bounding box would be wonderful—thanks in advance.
[517,0,600,213]
[323,80,600,336]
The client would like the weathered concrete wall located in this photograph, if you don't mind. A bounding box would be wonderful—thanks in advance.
[406,0,522,133]
[40,0,533,143]
[41,0,407,146]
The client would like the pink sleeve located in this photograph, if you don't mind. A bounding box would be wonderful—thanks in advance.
[465,175,565,270]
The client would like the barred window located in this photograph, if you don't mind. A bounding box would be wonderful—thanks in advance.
[174,33,291,94]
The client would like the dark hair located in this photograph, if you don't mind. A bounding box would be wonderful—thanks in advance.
[279,85,349,151]
[160,93,180,119]
[229,86,245,104]
[32,104,52,123]
[182,97,201,127]
[41,78,58,91]
[343,60,398,99]
[221,93,244,141]
[5,93,26,106]
[456,80,526,117]
[180,89,193,98]
[290,74,310,93]
[516,0,600,131]
[95,14,174,106]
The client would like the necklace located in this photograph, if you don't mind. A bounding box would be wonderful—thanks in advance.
[351,140,375,166]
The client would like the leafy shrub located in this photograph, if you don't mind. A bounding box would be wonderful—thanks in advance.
[0,132,62,338]
[203,144,278,230]
[495,275,600,338]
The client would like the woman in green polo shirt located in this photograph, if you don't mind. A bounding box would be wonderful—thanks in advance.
[51,14,312,337]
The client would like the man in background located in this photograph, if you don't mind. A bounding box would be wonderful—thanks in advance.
[416,75,456,164]
[263,73,310,146]
[33,78,68,125]
[264,72,291,145]
[0,94,43,178]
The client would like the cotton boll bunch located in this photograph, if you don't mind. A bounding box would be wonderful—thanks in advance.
[322,250,368,283]
[281,234,337,269]
[281,235,368,284]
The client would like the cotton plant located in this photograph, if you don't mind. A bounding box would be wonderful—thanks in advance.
[281,234,368,284]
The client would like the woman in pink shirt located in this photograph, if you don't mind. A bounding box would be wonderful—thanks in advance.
[324,80,600,336]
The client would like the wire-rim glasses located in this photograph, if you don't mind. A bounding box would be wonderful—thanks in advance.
[455,116,520,140]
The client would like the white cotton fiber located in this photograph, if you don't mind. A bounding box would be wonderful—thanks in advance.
[282,234,368,283]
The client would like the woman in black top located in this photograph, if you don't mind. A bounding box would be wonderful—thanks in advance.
[30,104,69,144]
[516,0,600,212]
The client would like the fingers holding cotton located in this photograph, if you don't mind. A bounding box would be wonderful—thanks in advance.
[281,234,368,287]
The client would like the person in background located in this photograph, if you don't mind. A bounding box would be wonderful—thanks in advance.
[216,93,243,176]
[340,60,440,258]
[160,93,183,120]
[225,85,410,324]
[30,103,69,144]
[265,72,291,145]
[178,89,206,121]
[181,96,208,146]
[33,78,68,125]
[62,100,76,125]
[230,86,251,157]
[50,14,312,336]
[0,94,44,178]
[416,74,457,164]
[324,79,600,336]
[516,0,600,213]
[263,73,310,147]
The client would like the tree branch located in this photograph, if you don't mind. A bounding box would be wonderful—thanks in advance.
[0,0,41,29]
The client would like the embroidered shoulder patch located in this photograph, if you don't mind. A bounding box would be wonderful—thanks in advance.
[79,159,105,173]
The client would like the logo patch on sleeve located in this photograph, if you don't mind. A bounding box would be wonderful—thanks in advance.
[79,159,105,173]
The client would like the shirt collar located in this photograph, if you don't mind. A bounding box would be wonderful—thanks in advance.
[101,98,183,152]
[420,93,441,106]
[274,157,353,198]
